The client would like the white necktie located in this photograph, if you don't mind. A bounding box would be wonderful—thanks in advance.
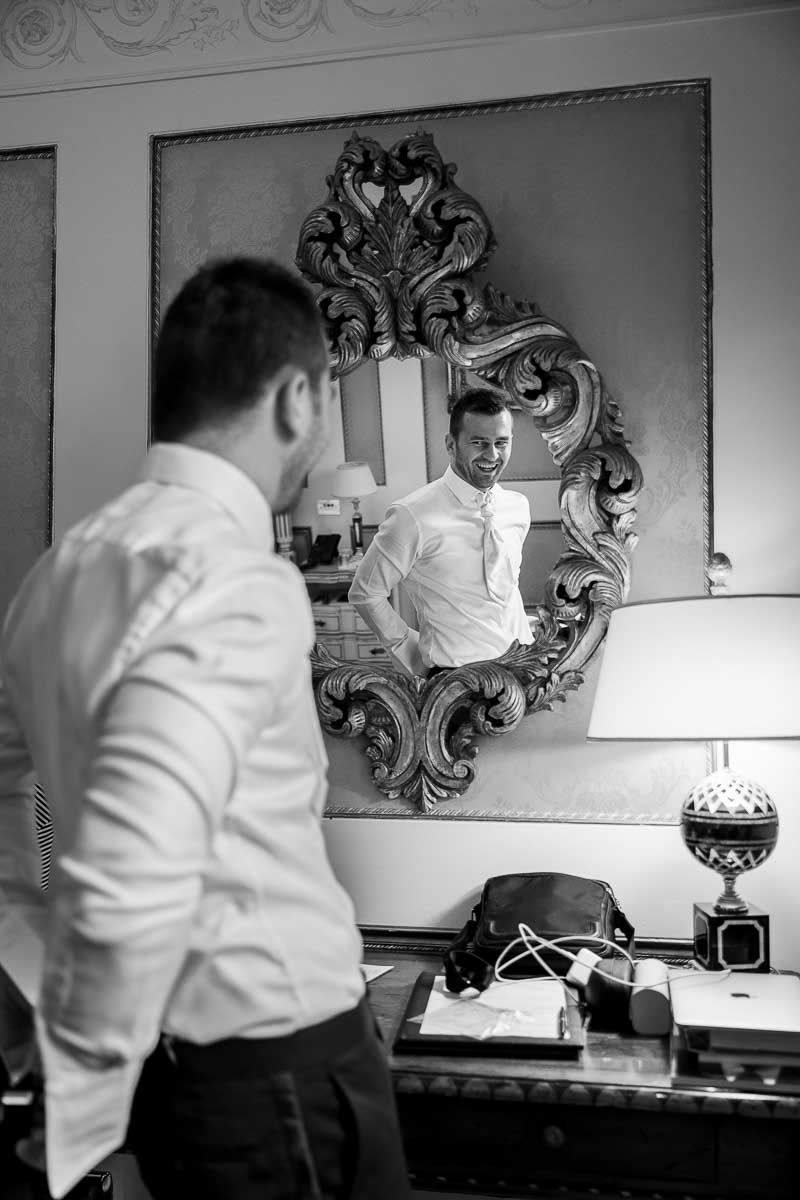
[479,492,515,603]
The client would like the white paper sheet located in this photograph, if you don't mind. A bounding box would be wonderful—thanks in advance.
[361,963,394,983]
[419,975,568,1040]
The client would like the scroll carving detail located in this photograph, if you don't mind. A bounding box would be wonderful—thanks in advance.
[299,130,643,812]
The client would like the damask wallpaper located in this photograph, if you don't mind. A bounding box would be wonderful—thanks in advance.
[152,83,712,823]
[0,150,55,625]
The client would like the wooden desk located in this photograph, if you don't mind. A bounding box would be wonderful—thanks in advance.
[363,935,800,1199]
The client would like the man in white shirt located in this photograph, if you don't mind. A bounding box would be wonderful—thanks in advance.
[0,257,410,1199]
[349,389,533,676]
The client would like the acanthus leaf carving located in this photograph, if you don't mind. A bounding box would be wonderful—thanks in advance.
[298,130,643,810]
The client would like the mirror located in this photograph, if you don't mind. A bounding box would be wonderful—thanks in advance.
[295,129,643,811]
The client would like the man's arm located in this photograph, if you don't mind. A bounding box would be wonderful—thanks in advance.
[31,562,293,1197]
[36,563,285,1071]
[348,504,426,676]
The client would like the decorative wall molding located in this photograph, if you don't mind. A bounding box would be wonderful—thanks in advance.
[0,1,789,98]
[0,145,55,623]
[151,79,712,822]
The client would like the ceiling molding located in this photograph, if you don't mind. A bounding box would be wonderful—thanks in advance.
[0,1,795,99]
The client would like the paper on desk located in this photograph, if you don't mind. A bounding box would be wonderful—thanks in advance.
[419,975,568,1041]
[361,963,394,983]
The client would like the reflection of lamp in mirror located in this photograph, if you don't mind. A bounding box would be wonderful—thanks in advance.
[587,557,800,972]
[332,461,377,561]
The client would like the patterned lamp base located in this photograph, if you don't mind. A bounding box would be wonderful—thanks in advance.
[681,767,778,972]
[693,901,770,972]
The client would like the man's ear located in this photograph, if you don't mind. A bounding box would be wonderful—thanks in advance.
[444,431,455,458]
[273,367,313,443]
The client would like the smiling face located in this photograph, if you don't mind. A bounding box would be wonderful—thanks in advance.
[446,408,514,491]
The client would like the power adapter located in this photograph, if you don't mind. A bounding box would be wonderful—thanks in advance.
[566,948,672,1035]
[565,947,601,990]
[566,948,632,1027]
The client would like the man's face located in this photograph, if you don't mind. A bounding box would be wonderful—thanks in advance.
[274,366,333,512]
[446,408,513,491]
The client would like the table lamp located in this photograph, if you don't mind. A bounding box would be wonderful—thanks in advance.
[332,461,377,560]
[587,558,800,972]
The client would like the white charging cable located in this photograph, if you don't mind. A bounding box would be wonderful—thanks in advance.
[494,924,664,1033]
[490,924,737,1037]
[494,924,732,991]
[494,923,636,989]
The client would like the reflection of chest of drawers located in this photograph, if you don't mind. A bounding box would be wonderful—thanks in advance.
[302,566,391,666]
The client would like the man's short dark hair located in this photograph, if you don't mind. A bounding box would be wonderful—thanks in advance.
[448,388,512,438]
[151,256,328,442]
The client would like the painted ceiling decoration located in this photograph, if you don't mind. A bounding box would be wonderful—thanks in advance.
[0,1,785,94]
[0,0,460,70]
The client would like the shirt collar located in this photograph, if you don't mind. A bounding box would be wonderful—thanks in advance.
[442,464,496,509]
[139,442,275,548]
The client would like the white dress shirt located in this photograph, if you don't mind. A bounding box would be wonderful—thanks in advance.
[0,443,364,1198]
[349,466,532,673]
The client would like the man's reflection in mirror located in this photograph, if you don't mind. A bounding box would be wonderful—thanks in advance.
[349,389,533,676]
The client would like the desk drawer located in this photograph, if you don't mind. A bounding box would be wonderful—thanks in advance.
[310,602,368,636]
[399,1095,716,1195]
[311,632,390,664]
[313,636,345,659]
[352,640,391,663]
[311,608,346,635]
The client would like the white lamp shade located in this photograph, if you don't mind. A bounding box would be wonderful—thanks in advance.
[331,461,377,499]
[587,595,800,741]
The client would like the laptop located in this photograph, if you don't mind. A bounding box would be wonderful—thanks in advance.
[670,971,800,1056]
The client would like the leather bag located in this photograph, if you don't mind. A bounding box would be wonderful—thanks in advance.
[443,871,635,994]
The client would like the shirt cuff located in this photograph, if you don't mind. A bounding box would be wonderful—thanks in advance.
[389,629,426,677]
[36,1012,142,1199]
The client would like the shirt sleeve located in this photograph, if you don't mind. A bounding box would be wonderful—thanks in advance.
[348,503,423,671]
[36,563,285,1071]
[36,560,311,1196]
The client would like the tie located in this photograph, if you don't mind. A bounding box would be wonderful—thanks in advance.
[479,492,515,603]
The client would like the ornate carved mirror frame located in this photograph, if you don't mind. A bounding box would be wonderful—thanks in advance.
[296,130,643,812]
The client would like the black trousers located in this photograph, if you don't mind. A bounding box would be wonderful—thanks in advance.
[127,1000,411,1200]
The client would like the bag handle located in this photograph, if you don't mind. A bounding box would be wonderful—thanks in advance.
[443,905,494,994]
[613,901,636,958]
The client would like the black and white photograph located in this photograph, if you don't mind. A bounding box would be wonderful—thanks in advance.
[1,4,799,1199]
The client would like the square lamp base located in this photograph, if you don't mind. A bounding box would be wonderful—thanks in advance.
[693,901,770,972]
